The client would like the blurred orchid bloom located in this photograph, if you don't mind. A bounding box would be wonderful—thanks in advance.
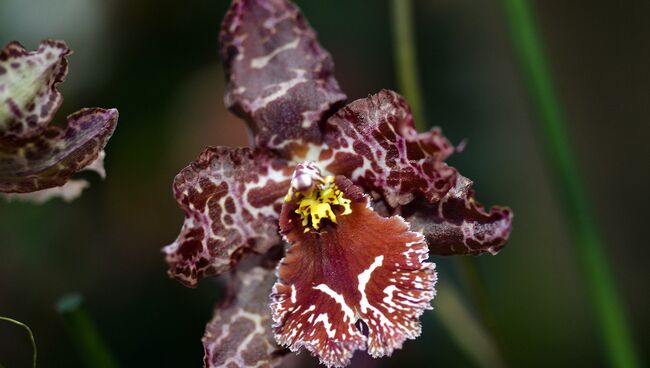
[164,0,512,367]
[0,40,118,202]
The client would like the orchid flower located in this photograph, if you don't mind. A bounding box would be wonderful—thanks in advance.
[164,0,512,367]
[0,40,118,202]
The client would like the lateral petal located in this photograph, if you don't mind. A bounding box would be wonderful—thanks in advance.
[321,89,455,207]
[164,147,293,287]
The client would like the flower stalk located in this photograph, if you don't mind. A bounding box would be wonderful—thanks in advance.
[390,0,426,130]
[502,1,641,367]
[436,284,505,368]
[57,293,118,368]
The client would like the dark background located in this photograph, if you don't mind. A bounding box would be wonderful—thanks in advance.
[1,0,648,367]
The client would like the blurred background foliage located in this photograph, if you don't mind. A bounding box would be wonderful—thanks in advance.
[1,0,648,367]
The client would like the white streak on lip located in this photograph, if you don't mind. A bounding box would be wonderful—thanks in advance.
[313,283,355,322]
[290,284,297,304]
[313,313,336,338]
[301,305,316,315]
[250,38,300,69]
[358,255,394,327]
[357,255,383,314]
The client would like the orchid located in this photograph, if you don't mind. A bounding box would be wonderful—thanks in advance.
[0,40,118,202]
[164,0,512,367]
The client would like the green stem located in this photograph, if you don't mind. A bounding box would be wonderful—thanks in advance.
[0,316,37,368]
[56,293,119,368]
[455,258,500,335]
[390,0,426,130]
[436,283,505,368]
[390,1,507,366]
[502,1,640,367]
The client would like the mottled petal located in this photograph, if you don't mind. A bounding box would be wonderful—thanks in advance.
[164,147,293,287]
[220,0,346,155]
[271,166,436,367]
[0,40,69,138]
[203,266,287,368]
[400,175,513,255]
[317,90,512,255]
[0,108,118,193]
[320,89,455,207]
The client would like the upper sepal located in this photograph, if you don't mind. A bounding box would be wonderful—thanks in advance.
[164,146,293,287]
[220,0,346,156]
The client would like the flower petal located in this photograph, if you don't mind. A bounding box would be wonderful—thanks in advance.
[271,169,436,367]
[0,108,118,193]
[318,90,512,255]
[203,266,287,368]
[0,40,118,195]
[220,0,346,156]
[400,175,513,255]
[164,147,293,287]
[321,89,456,207]
[0,40,69,138]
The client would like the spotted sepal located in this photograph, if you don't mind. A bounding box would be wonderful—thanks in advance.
[220,0,346,156]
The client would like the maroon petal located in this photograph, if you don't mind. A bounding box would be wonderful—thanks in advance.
[319,90,512,256]
[220,0,346,156]
[164,147,293,287]
[0,108,118,193]
[203,266,287,368]
[271,166,436,367]
[400,175,513,255]
[321,89,456,208]
[0,40,118,196]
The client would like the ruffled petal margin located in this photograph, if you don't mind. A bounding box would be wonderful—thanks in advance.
[203,266,287,368]
[164,147,293,287]
[220,0,346,156]
[271,168,436,367]
[401,174,513,255]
